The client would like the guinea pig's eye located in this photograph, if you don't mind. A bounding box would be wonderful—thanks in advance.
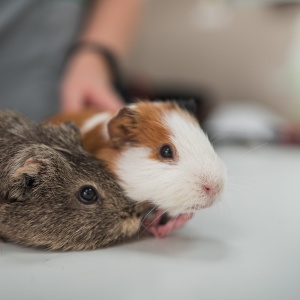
[78,186,99,205]
[159,144,174,159]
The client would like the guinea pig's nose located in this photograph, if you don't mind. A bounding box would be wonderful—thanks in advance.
[202,182,222,196]
[203,184,212,194]
[202,184,214,195]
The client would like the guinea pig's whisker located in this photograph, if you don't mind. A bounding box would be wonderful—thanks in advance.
[227,180,254,190]
[172,202,187,224]
[171,213,181,228]
[140,211,165,235]
[227,183,252,191]
[138,206,161,233]
[137,204,159,236]
[227,175,256,189]
[228,143,269,166]
[209,130,230,143]
[228,174,257,184]
[140,205,159,225]
[228,175,255,180]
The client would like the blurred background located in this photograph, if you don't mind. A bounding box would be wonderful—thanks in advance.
[1,0,300,144]
[1,1,300,300]
[126,0,300,145]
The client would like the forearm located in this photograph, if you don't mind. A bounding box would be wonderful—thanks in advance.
[80,0,143,60]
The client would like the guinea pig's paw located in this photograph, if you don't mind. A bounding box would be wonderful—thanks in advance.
[143,210,193,238]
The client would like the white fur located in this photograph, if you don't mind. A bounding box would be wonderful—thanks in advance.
[81,112,111,139]
[116,108,226,216]
[128,104,137,109]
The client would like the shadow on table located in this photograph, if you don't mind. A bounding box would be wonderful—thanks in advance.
[120,232,230,262]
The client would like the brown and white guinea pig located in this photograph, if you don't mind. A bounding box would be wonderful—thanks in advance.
[0,109,150,251]
[49,101,227,222]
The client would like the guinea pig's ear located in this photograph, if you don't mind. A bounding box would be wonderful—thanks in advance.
[107,107,138,146]
[9,157,49,200]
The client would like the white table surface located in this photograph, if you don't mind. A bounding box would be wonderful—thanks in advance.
[1,145,299,300]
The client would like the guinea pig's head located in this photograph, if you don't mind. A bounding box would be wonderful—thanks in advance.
[0,123,142,250]
[107,101,226,217]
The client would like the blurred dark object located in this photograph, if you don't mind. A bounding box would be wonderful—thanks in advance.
[278,124,300,144]
[127,79,215,124]
[151,89,214,124]
[272,1,300,8]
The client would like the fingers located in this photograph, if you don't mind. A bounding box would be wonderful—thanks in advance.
[59,50,125,113]
[88,85,124,111]
[61,83,124,113]
[60,87,83,113]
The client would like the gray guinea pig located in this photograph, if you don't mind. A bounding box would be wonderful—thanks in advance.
[0,110,147,251]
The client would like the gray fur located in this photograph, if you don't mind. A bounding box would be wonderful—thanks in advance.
[0,110,146,250]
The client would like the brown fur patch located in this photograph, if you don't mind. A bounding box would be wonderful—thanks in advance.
[82,122,110,155]
[47,109,101,127]
[103,103,175,163]
[48,101,196,168]
[48,109,119,169]
[134,102,176,161]
[107,107,138,147]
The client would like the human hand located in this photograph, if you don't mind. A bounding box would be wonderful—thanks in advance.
[60,50,124,112]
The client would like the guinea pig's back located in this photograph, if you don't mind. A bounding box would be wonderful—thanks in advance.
[0,109,32,139]
[47,109,115,154]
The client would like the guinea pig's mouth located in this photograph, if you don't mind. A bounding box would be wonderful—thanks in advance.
[141,209,193,238]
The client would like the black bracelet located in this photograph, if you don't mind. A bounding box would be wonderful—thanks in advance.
[66,41,133,103]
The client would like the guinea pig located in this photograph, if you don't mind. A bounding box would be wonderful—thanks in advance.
[49,101,227,237]
[0,109,151,250]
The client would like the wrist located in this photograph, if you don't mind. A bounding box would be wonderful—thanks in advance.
[70,48,112,83]
[68,41,120,82]
[65,41,132,103]
[68,41,119,70]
